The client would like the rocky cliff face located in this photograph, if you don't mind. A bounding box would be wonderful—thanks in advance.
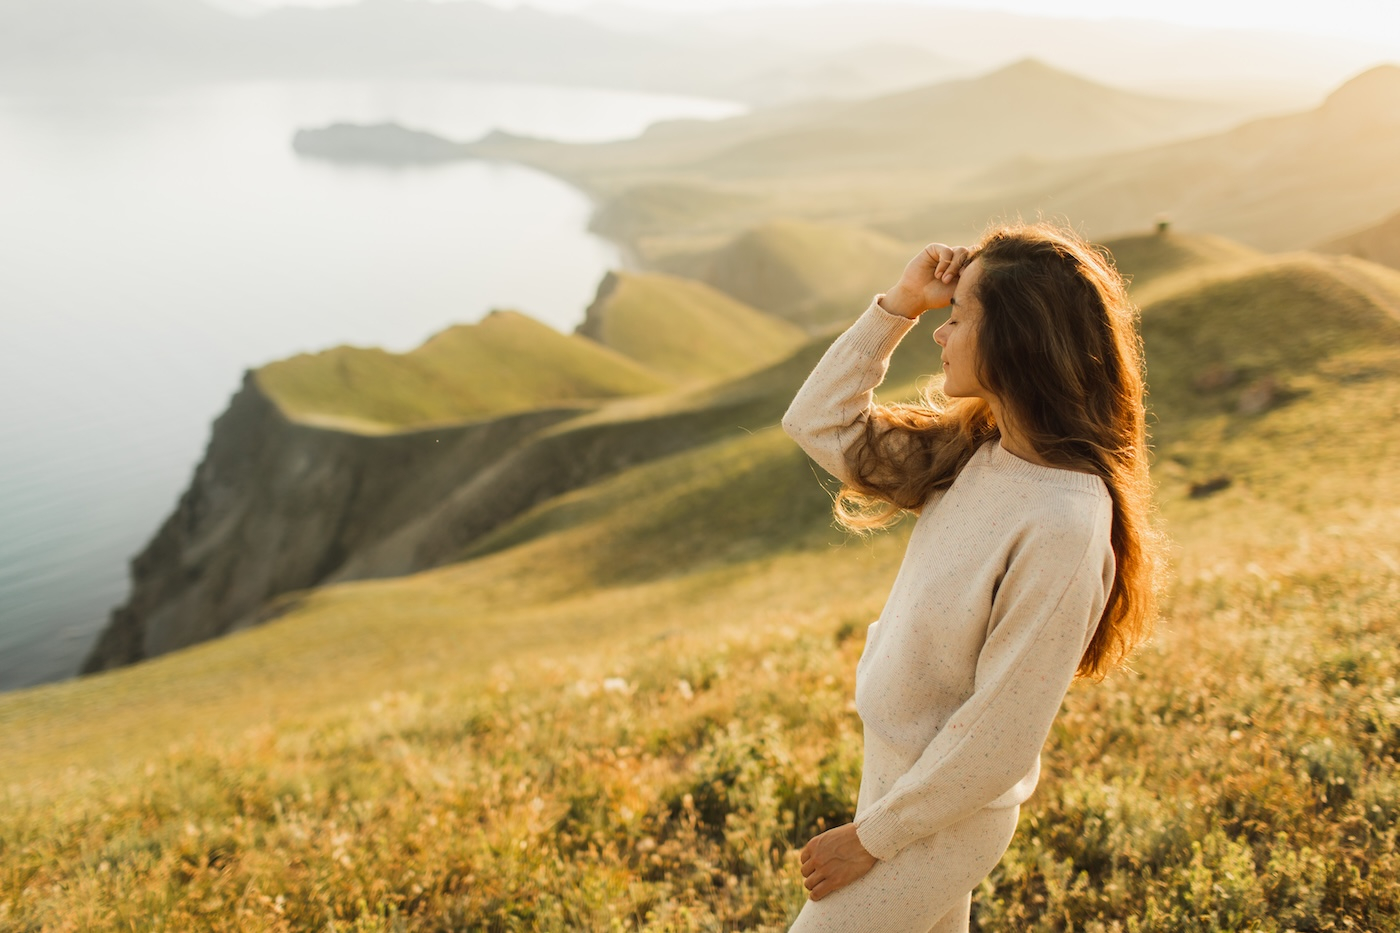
[82,359,803,674]
[81,373,579,673]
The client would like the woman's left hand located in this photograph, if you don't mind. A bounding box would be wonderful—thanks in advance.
[799,823,878,900]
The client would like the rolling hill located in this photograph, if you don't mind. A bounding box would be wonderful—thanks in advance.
[255,309,670,432]
[466,59,1265,262]
[655,220,915,331]
[575,271,806,384]
[687,59,1251,179]
[888,64,1400,251]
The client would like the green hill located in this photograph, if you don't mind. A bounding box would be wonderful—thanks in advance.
[1100,228,1261,290]
[7,241,1400,928]
[576,271,806,384]
[255,309,671,432]
[659,219,914,330]
[1319,206,1400,270]
[1139,253,1400,434]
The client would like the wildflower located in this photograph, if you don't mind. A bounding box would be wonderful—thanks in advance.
[602,677,630,695]
[676,679,694,700]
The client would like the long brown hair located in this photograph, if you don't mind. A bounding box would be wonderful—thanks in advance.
[837,222,1162,679]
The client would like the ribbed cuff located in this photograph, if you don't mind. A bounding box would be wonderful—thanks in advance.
[853,804,916,861]
[842,294,918,362]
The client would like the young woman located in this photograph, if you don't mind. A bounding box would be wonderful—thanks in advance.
[781,223,1160,932]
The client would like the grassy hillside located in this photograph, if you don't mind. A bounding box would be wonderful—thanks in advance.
[658,219,915,330]
[1320,206,1400,270]
[256,309,671,432]
[1100,229,1261,291]
[576,271,806,384]
[5,242,1400,929]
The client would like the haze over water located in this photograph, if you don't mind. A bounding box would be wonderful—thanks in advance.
[0,78,743,692]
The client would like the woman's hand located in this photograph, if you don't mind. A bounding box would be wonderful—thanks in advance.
[879,243,972,319]
[799,822,879,900]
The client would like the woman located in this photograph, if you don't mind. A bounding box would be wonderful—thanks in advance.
[781,223,1160,932]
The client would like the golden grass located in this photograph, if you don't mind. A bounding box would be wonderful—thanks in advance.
[657,219,914,331]
[4,243,1400,930]
[579,272,805,384]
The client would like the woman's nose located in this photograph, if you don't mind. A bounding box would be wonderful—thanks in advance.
[932,325,947,347]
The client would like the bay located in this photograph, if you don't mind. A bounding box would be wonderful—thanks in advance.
[0,77,743,692]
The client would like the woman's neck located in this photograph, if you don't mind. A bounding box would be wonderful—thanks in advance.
[988,400,1056,468]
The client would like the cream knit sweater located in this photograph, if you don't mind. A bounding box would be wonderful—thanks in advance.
[781,295,1117,862]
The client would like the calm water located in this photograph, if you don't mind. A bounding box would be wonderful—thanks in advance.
[0,78,743,692]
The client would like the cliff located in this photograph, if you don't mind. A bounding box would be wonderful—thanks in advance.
[80,343,813,673]
[82,374,580,672]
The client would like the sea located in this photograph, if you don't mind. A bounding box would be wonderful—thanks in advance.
[0,77,744,693]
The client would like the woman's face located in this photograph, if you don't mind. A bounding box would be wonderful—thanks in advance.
[931,259,990,400]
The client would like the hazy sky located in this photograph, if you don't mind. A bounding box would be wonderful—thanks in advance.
[241,0,1400,50]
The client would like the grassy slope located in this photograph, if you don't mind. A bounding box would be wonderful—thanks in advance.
[5,238,1400,929]
[1099,229,1261,294]
[255,310,671,432]
[658,219,915,331]
[578,271,806,384]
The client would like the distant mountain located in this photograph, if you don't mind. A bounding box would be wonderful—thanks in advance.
[0,0,770,98]
[1319,207,1400,271]
[0,0,962,104]
[466,59,1267,262]
[577,1,1393,104]
[688,59,1255,178]
[7,0,1382,111]
[710,41,966,107]
[888,64,1400,251]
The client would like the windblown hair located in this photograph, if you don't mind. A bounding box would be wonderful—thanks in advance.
[837,221,1163,679]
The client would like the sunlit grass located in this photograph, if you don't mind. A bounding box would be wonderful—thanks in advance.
[3,236,1400,930]
[256,310,670,432]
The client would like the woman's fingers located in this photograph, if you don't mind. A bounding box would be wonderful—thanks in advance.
[924,243,951,282]
[922,243,971,285]
[941,246,970,283]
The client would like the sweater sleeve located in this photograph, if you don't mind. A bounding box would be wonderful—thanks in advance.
[852,497,1116,860]
[780,294,919,488]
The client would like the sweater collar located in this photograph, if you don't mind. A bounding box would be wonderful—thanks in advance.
[980,439,1106,494]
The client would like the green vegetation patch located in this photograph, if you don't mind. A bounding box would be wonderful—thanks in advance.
[1103,229,1261,293]
[1140,254,1400,437]
[666,220,912,331]
[579,271,806,384]
[255,310,672,432]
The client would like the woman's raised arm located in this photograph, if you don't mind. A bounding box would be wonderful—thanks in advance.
[780,243,971,488]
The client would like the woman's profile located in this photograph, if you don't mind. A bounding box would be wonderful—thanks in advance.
[781,222,1161,932]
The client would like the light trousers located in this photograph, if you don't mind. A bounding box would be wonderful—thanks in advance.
[786,728,1020,933]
